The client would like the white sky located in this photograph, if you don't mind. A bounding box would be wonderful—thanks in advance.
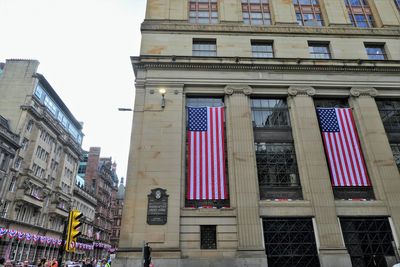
[0,0,147,182]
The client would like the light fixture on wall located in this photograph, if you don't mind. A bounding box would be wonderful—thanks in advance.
[159,88,166,109]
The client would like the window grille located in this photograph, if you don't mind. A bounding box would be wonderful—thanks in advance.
[364,44,387,60]
[192,39,217,56]
[293,0,323,26]
[242,0,271,25]
[189,0,218,24]
[251,41,274,58]
[201,225,217,249]
[308,42,331,59]
[340,217,396,267]
[345,0,374,28]
[263,218,320,267]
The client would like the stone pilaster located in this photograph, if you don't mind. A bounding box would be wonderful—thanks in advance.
[224,85,266,259]
[368,0,400,28]
[288,86,352,267]
[220,0,242,23]
[319,0,352,26]
[270,0,298,26]
[349,87,400,245]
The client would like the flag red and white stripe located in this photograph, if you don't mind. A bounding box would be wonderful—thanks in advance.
[316,108,371,187]
[187,106,227,200]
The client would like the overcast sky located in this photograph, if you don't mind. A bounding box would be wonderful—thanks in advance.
[0,0,147,182]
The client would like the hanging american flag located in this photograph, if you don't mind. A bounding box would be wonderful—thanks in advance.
[316,108,371,187]
[187,106,227,200]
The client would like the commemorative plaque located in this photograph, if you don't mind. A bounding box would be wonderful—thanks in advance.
[147,188,168,225]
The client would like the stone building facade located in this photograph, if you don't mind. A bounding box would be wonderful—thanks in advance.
[110,178,125,253]
[116,0,400,267]
[0,59,84,264]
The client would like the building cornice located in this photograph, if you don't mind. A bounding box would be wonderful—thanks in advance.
[132,56,400,74]
[141,21,400,37]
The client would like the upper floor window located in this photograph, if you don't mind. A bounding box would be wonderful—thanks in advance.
[345,0,374,28]
[251,41,274,58]
[364,44,386,60]
[242,0,271,25]
[308,42,331,59]
[251,99,290,128]
[293,0,323,26]
[192,39,217,56]
[189,0,218,24]
[395,0,400,11]
[26,120,33,132]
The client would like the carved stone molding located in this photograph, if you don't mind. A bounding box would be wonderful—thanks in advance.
[288,86,316,97]
[224,85,253,96]
[350,87,378,97]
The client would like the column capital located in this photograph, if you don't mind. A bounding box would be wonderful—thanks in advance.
[224,85,253,96]
[350,87,378,98]
[288,86,316,97]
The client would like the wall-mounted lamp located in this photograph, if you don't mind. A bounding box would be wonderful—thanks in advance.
[159,88,166,109]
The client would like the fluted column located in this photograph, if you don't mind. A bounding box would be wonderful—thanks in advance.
[288,86,352,267]
[349,87,400,246]
[224,85,265,257]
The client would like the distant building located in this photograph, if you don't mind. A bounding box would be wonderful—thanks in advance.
[82,147,118,259]
[0,59,84,263]
[110,178,125,252]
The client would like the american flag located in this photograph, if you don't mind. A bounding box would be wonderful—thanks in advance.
[187,106,227,200]
[316,108,371,187]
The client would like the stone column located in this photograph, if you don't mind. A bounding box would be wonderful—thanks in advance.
[319,0,352,26]
[349,87,400,247]
[368,0,400,28]
[288,86,352,267]
[270,0,298,26]
[224,85,266,261]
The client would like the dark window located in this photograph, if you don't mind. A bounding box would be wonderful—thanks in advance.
[308,42,331,59]
[189,0,218,24]
[242,0,271,25]
[376,100,400,170]
[192,39,217,56]
[200,225,217,249]
[365,44,387,60]
[252,99,302,200]
[395,0,400,11]
[263,218,320,267]
[345,0,374,28]
[251,99,290,128]
[251,41,274,58]
[390,144,400,170]
[340,217,396,267]
[293,0,323,26]
[314,99,374,200]
[255,143,301,200]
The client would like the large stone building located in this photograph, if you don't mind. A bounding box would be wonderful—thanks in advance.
[110,178,125,252]
[116,0,400,266]
[0,59,84,263]
[83,147,118,259]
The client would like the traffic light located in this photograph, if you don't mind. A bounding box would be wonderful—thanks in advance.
[65,210,82,252]
[144,243,152,267]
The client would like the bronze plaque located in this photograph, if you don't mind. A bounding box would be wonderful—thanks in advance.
[147,188,168,225]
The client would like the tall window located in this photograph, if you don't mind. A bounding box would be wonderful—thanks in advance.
[251,41,274,58]
[185,97,228,208]
[242,0,271,25]
[252,99,302,200]
[376,100,400,170]
[364,44,387,60]
[200,225,217,249]
[315,99,374,200]
[395,0,400,11]
[189,0,218,24]
[293,0,323,26]
[192,39,217,56]
[345,0,374,28]
[308,42,331,59]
